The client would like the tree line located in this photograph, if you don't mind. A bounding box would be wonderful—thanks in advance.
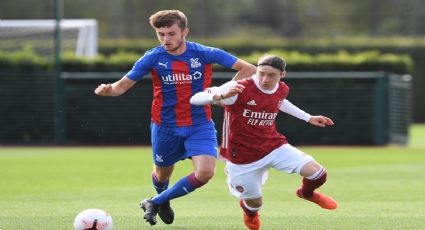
[2,0,425,39]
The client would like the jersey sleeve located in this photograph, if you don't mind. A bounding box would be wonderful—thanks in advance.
[204,47,238,69]
[190,81,238,105]
[279,99,312,122]
[126,50,155,81]
[218,81,238,105]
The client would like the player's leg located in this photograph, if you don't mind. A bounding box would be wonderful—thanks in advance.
[143,122,218,224]
[296,160,337,209]
[152,165,174,194]
[151,165,174,224]
[226,161,266,230]
[192,154,216,182]
[150,155,215,205]
[298,160,326,197]
[141,123,184,225]
[143,158,215,225]
[143,157,215,225]
[271,144,337,210]
[150,121,217,203]
[240,198,262,230]
[241,198,262,215]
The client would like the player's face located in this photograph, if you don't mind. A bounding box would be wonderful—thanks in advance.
[257,65,285,90]
[155,23,188,55]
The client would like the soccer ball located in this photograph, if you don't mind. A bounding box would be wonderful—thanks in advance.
[73,208,113,230]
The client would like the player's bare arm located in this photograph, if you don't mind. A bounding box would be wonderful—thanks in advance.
[94,76,136,96]
[308,116,334,127]
[231,59,256,80]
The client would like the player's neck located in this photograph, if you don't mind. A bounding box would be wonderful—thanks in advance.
[254,75,279,94]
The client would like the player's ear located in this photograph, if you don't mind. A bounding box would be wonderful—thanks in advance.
[281,71,286,78]
[183,27,189,37]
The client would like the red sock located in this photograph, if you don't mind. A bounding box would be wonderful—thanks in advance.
[301,171,327,197]
[239,200,257,216]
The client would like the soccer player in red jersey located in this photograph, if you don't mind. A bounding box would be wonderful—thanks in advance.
[94,10,256,226]
[191,55,338,230]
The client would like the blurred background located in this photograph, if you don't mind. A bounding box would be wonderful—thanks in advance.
[3,0,425,38]
[1,0,424,145]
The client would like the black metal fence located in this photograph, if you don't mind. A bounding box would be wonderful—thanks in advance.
[0,71,411,145]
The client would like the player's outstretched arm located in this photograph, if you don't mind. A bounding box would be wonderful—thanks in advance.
[94,76,136,96]
[231,59,256,80]
[279,99,312,122]
[308,116,334,128]
[190,82,244,106]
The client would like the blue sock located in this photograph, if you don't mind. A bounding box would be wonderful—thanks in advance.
[152,172,169,194]
[151,173,205,205]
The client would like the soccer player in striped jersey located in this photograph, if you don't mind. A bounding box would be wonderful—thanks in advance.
[191,55,337,230]
[94,10,256,226]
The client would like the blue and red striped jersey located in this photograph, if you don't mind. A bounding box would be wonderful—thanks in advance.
[126,41,237,126]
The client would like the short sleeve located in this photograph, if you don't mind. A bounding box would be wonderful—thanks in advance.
[126,50,155,81]
[204,47,238,69]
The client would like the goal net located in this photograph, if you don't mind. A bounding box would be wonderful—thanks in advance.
[0,19,98,58]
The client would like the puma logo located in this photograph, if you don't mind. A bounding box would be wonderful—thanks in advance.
[158,62,168,68]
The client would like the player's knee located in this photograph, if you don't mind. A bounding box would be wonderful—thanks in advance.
[194,169,215,182]
[154,165,174,182]
[154,171,168,181]
[304,165,327,182]
[245,198,262,208]
[300,160,323,177]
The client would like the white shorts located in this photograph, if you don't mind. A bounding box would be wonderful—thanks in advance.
[225,143,314,200]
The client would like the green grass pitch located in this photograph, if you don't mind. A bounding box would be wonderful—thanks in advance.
[1,125,425,229]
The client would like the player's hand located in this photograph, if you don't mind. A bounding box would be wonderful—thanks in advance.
[221,84,245,99]
[95,83,113,96]
[309,115,334,127]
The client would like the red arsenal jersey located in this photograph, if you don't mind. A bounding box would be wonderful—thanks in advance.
[220,78,289,164]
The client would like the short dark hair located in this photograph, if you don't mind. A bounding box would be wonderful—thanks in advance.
[257,55,286,72]
[149,10,187,30]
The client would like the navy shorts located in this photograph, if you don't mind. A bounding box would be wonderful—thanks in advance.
[150,121,218,167]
